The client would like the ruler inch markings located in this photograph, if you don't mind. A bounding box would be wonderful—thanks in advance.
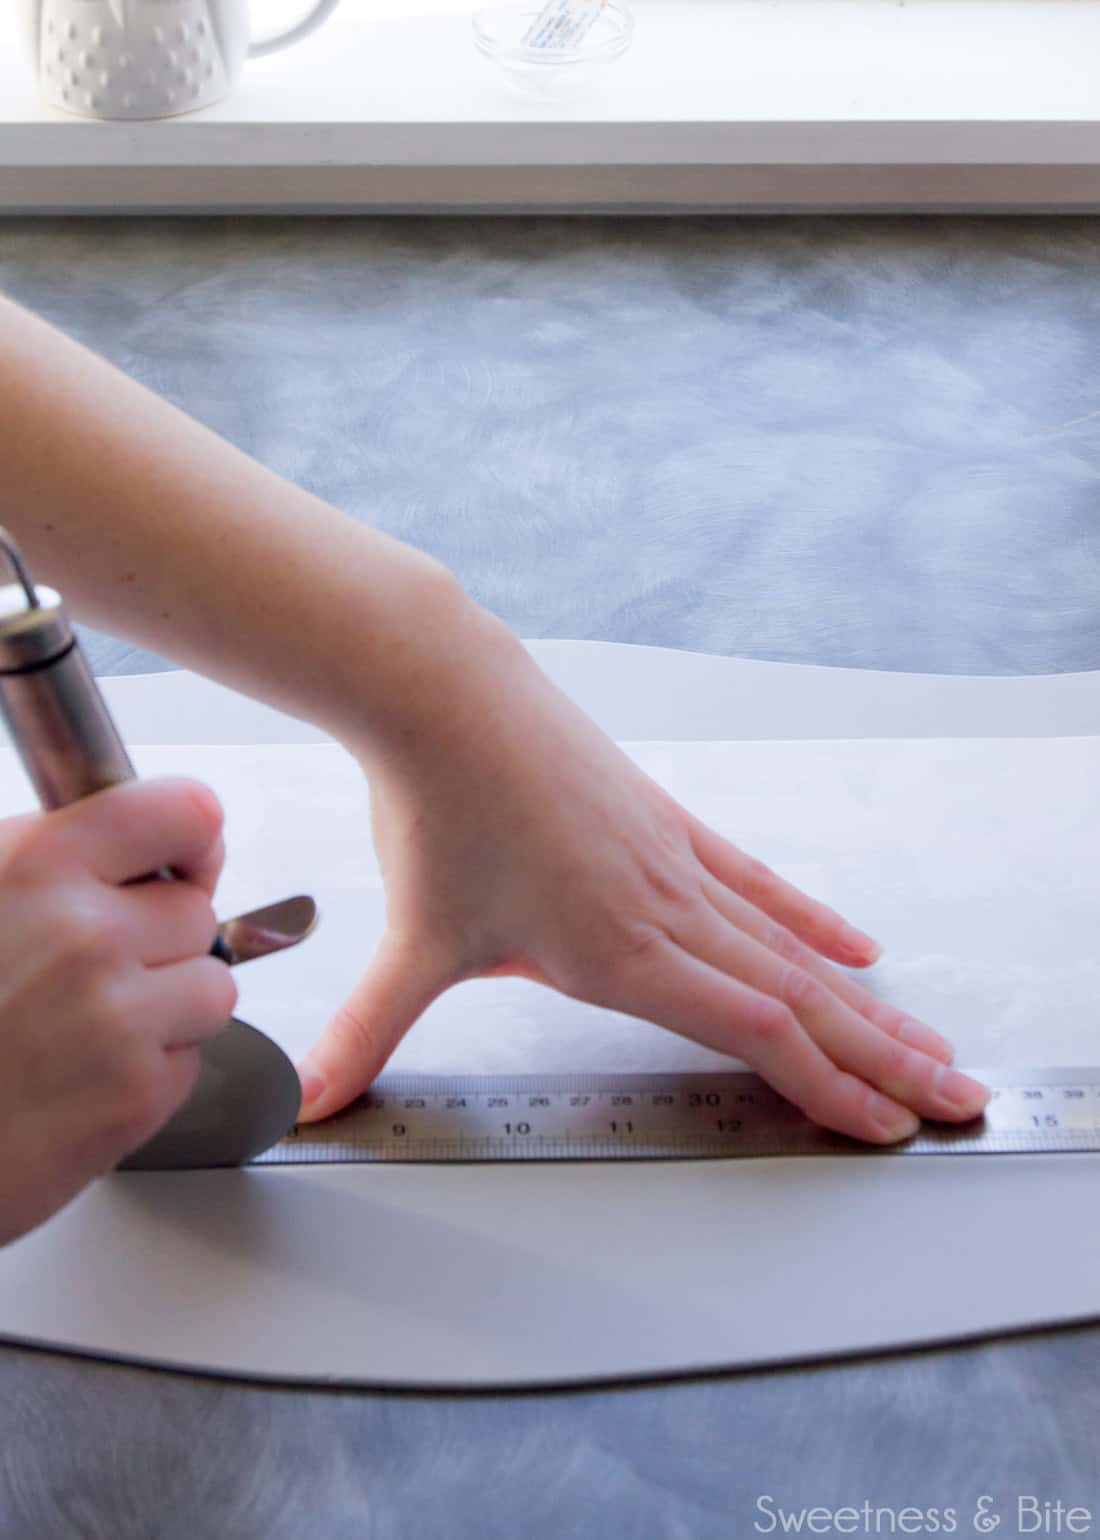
[251,1068,1100,1166]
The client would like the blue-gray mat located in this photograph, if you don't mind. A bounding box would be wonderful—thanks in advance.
[2,216,1098,679]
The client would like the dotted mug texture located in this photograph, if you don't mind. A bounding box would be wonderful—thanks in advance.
[23,0,341,119]
[30,0,238,119]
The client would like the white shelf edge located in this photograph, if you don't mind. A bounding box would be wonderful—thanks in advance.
[4,154,1100,214]
[7,120,1100,168]
[5,1,1100,210]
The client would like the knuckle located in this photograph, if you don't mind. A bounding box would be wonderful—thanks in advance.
[196,957,238,1025]
[566,922,665,1005]
[762,920,804,964]
[877,1035,911,1081]
[151,959,235,1047]
[642,781,691,843]
[177,778,225,837]
[776,963,822,1013]
[613,923,668,973]
[142,776,223,843]
[328,998,381,1060]
[59,900,128,973]
[877,1003,910,1038]
[744,996,797,1047]
[741,856,775,906]
[179,886,219,946]
[81,977,148,1074]
[638,853,699,916]
[800,1070,859,1132]
[84,970,131,1038]
[564,901,691,989]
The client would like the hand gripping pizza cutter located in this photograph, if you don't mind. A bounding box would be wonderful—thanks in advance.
[0,527,311,1170]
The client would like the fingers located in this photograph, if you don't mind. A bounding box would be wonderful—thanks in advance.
[47,777,225,888]
[113,875,220,966]
[599,933,924,1144]
[698,872,955,1065]
[296,929,452,1123]
[684,811,881,968]
[673,901,989,1131]
[158,1046,205,1117]
[109,1045,207,1167]
[132,954,238,1050]
[176,831,227,901]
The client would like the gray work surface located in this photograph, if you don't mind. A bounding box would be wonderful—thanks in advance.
[1,216,1099,1534]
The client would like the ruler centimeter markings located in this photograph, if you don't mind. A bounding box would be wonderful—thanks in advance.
[251,1068,1100,1165]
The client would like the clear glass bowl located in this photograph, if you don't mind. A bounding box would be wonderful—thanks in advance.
[473,0,634,89]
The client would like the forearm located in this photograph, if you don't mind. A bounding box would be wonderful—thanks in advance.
[0,292,503,751]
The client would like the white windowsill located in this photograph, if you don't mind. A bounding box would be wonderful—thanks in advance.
[3,0,1100,212]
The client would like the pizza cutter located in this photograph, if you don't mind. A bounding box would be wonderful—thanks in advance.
[0,526,313,1170]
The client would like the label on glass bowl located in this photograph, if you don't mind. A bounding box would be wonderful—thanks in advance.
[520,0,606,50]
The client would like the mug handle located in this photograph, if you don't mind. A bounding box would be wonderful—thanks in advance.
[248,0,342,58]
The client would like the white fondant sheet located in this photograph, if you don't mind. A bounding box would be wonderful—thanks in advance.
[0,692,1099,1383]
[0,732,1086,1079]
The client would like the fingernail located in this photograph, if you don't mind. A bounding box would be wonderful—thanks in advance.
[867,1092,920,1142]
[841,924,881,961]
[897,1018,955,1064]
[297,1060,326,1113]
[934,1065,990,1118]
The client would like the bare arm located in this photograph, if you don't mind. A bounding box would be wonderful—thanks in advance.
[0,290,491,751]
[0,290,989,1144]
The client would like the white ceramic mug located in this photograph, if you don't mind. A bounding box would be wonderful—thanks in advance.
[19,0,342,120]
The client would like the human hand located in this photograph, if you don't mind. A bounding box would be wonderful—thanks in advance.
[297,613,989,1142]
[0,777,236,1244]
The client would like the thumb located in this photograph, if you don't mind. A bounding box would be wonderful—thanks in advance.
[295,928,451,1123]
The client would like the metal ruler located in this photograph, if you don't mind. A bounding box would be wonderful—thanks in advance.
[252,1067,1100,1165]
